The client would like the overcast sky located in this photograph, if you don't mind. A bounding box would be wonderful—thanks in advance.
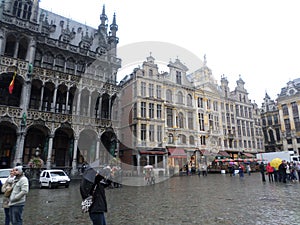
[39,0,300,106]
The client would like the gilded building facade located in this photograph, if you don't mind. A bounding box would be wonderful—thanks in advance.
[276,79,300,155]
[0,1,121,172]
[118,55,264,174]
[261,93,282,152]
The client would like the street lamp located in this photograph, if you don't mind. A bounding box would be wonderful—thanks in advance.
[35,147,40,157]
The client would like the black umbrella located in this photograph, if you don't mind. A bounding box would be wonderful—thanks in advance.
[80,167,97,199]
[82,167,97,183]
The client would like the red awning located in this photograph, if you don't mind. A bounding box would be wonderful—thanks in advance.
[139,151,166,155]
[217,151,231,157]
[168,148,187,158]
[243,153,255,158]
[200,150,211,156]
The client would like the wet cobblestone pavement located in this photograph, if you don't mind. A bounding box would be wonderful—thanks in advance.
[1,173,300,225]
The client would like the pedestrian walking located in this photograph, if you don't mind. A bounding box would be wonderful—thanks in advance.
[202,163,208,176]
[259,162,266,182]
[2,168,15,225]
[88,173,110,225]
[278,160,287,183]
[246,164,251,176]
[266,163,274,182]
[296,163,300,182]
[238,164,244,178]
[89,173,109,225]
[9,165,29,225]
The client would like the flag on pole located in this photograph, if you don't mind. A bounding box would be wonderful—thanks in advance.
[9,70,17,94]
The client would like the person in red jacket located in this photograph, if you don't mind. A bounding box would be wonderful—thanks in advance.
[266,162,274,182]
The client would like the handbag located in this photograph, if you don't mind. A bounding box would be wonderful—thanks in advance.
[4,185,14,198]
[81,195,93,213]
[81,184,97,213]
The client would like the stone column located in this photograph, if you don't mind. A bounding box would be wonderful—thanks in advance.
[39,84,45,111]
[87,91,91,117]
[96,138,100,162]
[71,135,79,174]
[46,134,54,169]
[0,28,4,55]
[52,85,58,112]
[13,41,19,58]
[26,38,36,63]
[14,131,26,166]
[65,87,70,114]
[76,90,82,115]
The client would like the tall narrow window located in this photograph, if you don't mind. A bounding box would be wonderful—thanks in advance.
[188,112,194,129]
[141,124,146,141]
[176,71,182,85]
[149,103,154,118]
[167,108,173,127]
[141,82,146,96]
[149,125,154,142]
[141,102,146,118]
[157,126,162,142]
[157,104,162,119]
[149,84,154,97]
[166,89,172,102]
[187,94,193,107]
[156,85,161,98]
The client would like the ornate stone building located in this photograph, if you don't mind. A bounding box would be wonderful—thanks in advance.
[261,93,282,152]
[118,55,264,174]
[276,79,300,155]
[0,1,121,172]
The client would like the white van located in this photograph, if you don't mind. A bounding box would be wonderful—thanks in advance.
[290,155,300,163]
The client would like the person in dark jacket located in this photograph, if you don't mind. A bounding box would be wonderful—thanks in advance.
[88,173,110,225]
[259,162,266,182]
[278,160,287,183]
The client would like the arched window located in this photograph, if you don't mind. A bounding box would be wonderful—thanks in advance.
[66,57,75,74]
[177,91,183,104]
[177,112,184,128]
[13,0,32,20]
[189,136,195,145]
[55,55,65,72]
[42,52,54,69]
[187,94,193,106]
[166,89,172,102]
[168,133,174,144]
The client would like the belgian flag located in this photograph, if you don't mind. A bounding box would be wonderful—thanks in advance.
[9,71,17,94]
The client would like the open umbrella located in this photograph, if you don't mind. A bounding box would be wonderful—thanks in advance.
[270,158,282,170]
[82,167,97,183]
[144,165,153,169]
[80,167,97,199]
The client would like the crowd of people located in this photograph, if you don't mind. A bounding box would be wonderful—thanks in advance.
[259,160,300,183]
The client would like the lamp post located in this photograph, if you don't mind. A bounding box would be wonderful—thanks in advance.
[35,147,40,157]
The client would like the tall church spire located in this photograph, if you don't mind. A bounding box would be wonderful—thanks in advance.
[110,13,118,37]
[99,5,107,32]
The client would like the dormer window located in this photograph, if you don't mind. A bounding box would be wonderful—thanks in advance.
[176,71,182,85]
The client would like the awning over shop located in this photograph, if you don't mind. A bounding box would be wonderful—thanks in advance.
[217,151,231,157]
[242,153,255,158]
[168,148,187,158]
[200,150,211,156]
[139,150,166,155]
[139,148,166,155]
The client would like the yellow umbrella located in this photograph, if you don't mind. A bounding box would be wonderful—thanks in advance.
[270,158,282,170]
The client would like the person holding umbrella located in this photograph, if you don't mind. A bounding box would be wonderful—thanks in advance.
[80,167,111,225]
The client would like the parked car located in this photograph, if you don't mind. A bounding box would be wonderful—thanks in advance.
[39,169,70,189]
[0,168,13,192]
